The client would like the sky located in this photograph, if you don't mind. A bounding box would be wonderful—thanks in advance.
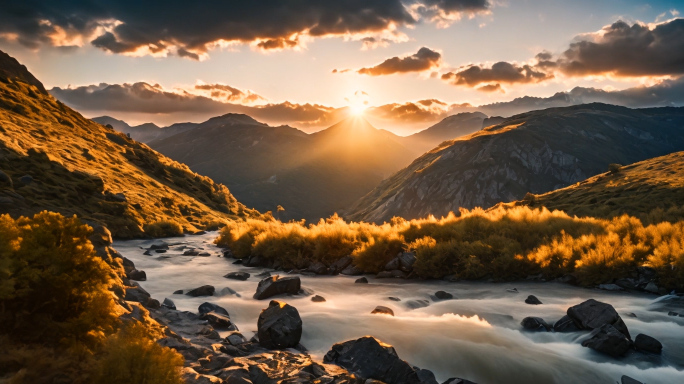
[1,0,683,135]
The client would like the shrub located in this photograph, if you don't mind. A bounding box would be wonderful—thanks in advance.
[91,322,184,384]
[143,220,183,238]
[608,163,622,173]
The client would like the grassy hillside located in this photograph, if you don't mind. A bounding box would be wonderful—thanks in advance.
[516,151,684,223]
[403,112,486,154]
[346,103,684,223]
[0,50,260,238]
[150,115,420,221]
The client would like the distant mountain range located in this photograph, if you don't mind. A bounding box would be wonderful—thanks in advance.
[345,103,684,222]
[98,110,490,220]
[0,50,259,238]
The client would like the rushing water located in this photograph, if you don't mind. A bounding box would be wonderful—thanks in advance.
[114,232,684,384]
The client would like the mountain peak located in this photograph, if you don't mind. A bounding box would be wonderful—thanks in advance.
[0,50,46,93]
[206,113,264,126]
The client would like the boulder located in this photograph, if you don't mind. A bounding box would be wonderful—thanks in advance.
[122,257,136,273]
[355,277,369,284]
[173,289,184,294]
[224,271,250,281]
[644,282,659,294]
[434,291,453,300]
[88,224,112,247]
[598,284,624,291]
[128,269,147,281]
[553,315,581,332]
[415,368,438,384]
[525,295,542,305]
[124,283,150,303]
[634,334,662,354]
[406,300,430,310]
[199,312,233,329]
[162,298,176,310]
[253,275,301,300]
[257,300,303,349]
[149,242,169,250]
[389,297,401,301]
[181,367,222,384]
[216,287,240,297]
[581,324,632,357]
[341,264,363,276]
[384,257,401,271]
[311,295,326,302]
[198,302,229,317]
[442,379,477,384]
[324,336,422,384]
[330,256,354,274]
[520,317,551,331]
[371,306,394,316]
[143,250,152,256]
[184,250,200,256]
[506,288,518,293]
[621,375,643,384]
[308,261,329,275]
[567,299,630,339]
[225,332,248,346]
[398,252,417,272]
[186,285,215,297]
[155,249,167,253]
[199,252,211,257]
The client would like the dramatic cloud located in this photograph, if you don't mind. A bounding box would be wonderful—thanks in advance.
[557,18,684,77]
[441,61,552,88]
[409,0,491,26]
[193,83,264,104]
[0,1,492,58]
[368,99,452,123]
[356,47,442,76]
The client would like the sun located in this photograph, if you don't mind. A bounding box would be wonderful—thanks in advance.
[349,103,367,116]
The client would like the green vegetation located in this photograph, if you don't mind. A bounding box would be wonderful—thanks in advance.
[0,212,184,383]
[0,49,262,238]
[216,206,684,290]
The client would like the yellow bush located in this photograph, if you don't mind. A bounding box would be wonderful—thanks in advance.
[143,220,183,238]
[91,322,184,384]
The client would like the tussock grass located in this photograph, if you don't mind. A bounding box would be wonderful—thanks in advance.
[216,206,684,289]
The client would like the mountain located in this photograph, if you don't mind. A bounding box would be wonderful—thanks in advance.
[149,114,420,220]
[403,112,487,153]
[514,151,684,223]
[0,50,260,238]
[345,103,684,222]
[92,115,196,143]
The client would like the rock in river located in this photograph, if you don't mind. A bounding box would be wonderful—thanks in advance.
[371,306,394,316]
[253,275,301,300]
[521,317,551,331]
[581,324,632,357]
[355,277,369,284]
[567,299,630,339]
[224,271,250,281]
[634,334,662,354]
[257,300,302,349]
[186,285,215,297]
[198,302,229,316]
[525,295,542,305]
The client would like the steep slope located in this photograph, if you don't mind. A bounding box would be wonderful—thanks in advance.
[403,112,487,153]
[92,115,196,143]
[515,151,684,223]
[346,103,684,222]
[0,50,260,238]
[150,115,419,220]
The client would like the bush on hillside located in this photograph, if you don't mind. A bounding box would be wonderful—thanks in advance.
[143,220,183,238]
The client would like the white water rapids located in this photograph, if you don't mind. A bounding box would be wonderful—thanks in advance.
[114,232,684,384]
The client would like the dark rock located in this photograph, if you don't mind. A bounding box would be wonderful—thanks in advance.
[173,289,184,294]
[232,259,243,265]
[198,302,229,317]
[415,368,438,384]
[19,175,33,185]
[257,300,303,349]
[193,230,207,236]
[506,288,518,293]
[615,278,637,290]
[324,336,422,384]
[598,284,624,291]
[521,317,551,331]
[255,271,271,278]
[376,271,394,278]
[625,312,637,318]
[434,291,453,300]
[149,242,169,250]
[341,265,362,276]
[330,256,353,274]
[644,282,659,294]
[384,257,401,271]
[184,250,200,256]
[668,311,682,317]
[567,299,630,339]
[308,261,329,275]
[621,375,644,384]
[146,298,160,309]
[198,252,211,257]
[155,249,167,253]
[634,334,662,354]
[371,306,394,316]
[355,277,369,284]
[181,367,222,384]
[122,257,136,273]
[162,298,176,310]
[225,332,248,346]
[442,378,477,384]
[216,287,240,297]
[143,250,152,256]
[397,252,417,272]
[199,312,233,329]
[224,271,250,281]
[405,300,430,310]
[128,269,147,281]
[581,324,632,357]
[525,295,542,305]
[186,285,215,297]
[244,255,265,267]
[388,297,401,301]
[556,274,578,285]
[124,284,150,303]
[390,270,407,278]
[253,275,301,300]
[198,354,233,372]
[311,295,326,302]
[553,315,581,332]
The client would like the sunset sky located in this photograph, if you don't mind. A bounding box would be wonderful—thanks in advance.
[2,0,683,134]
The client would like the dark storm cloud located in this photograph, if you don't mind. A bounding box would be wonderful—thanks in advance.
[558,18,684,77]
[441,61,552,87]
[0,1,417,57]
[357,47,441,76]
[410,0,490,23]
